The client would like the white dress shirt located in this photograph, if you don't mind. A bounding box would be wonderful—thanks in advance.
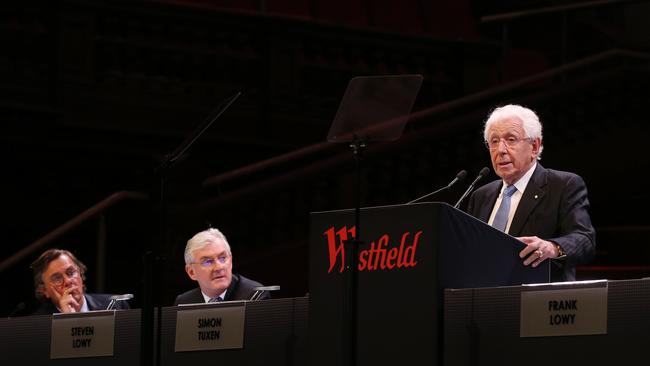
[487,162,537,234]
[201,289,227,303]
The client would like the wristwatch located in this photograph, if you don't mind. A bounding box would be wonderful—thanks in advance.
[553,243,566,258]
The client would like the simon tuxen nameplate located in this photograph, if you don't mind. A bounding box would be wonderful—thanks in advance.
[50,310,116,359]
[520,281,608,337]
[175,301,246,352]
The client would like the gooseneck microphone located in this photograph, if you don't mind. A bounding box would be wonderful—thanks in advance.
[407,170,467,204]
[454,167,490,209]
[249,285,281,301]
[106,294,134,310]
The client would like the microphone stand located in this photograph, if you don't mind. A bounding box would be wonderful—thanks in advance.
[324,75,422,366]
[454,168,489,209]
[407,170,466,205]
[454,186,474,209]
[141,92,241,366]
[345,136,366,366]
[407,185,448,205]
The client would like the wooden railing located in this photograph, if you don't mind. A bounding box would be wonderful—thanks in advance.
[479,0,650,65]
[480,0,646,23]
[202,48,650,193]
[0,191,148,273]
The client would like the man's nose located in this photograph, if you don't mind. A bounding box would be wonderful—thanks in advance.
[496,139,509,153]
[62,274,75,286]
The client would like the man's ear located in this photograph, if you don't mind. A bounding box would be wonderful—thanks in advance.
[531,137,541,158]
[38,284,51,299]
[185,264,197,281]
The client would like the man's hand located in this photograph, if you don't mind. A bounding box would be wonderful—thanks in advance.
[517,236,560,267]
[50,284,82,313]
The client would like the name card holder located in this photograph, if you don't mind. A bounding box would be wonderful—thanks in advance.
[175,301,246,352]
[50,310,116,359]
[520,280,608,337]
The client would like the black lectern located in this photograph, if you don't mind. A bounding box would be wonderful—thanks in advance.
[309,202,549,366]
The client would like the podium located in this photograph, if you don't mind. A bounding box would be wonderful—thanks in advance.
[0,299,309,366]
[308,202,550,366]
[444,279,650,366]
[0,310,141,366]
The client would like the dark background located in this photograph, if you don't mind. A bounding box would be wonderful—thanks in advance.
[2,0,650,316]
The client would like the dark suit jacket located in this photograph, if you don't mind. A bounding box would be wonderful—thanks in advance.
[466,164,596,281]
[174,274,270,305]
[32,293,131,315]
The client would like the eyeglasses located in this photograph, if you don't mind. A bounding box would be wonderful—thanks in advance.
[48,267,80,287]
[485,136,532,150]
[192,255,230,268]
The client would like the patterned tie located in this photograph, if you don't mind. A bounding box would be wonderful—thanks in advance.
[208,296,222,303]
[492,185,517,232]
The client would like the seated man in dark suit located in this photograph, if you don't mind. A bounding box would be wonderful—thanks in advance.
[30,248,130,314]
[466,104,596,281]
[174,228,270,305]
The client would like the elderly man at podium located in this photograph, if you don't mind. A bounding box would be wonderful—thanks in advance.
[466,104,596,281]
[174,228,270,304]
[30,249,131,314]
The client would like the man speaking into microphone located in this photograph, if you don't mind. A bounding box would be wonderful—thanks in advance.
[466,104,596,281]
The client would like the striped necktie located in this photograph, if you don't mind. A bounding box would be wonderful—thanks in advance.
[208,296,223,303]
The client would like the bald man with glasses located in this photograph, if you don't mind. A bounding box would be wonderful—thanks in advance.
[30,249,130,314]
[174,228,270,305]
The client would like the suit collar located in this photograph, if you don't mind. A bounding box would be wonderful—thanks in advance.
[508,163,547,236]
[79,294,90,312]
[200,289,227,303]
[84,294,106,311]
[224,274,240,301]
[479,183,502,222]
[187,288,205,304]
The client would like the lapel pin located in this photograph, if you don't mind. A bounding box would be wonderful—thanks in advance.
[534,194,538,199]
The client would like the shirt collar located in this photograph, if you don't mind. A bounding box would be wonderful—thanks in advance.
[79,295,89,312]
[503,161,537,194]
[201,289,227,303]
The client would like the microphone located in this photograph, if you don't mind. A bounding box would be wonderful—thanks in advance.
[406,170,467,204]
[106,294,134,310]
[249,285,281,301]
[454,167,490,209]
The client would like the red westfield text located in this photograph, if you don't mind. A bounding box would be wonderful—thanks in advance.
[323,226,422,273]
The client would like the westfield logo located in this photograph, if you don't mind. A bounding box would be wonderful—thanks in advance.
[323,226,422,273]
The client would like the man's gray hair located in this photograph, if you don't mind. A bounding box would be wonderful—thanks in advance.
[184,228,232,264]
[483,104,544,160]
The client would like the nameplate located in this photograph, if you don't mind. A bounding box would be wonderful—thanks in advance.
[50,310,115,359]
[175,302,246,352]
[520,284,608,337]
